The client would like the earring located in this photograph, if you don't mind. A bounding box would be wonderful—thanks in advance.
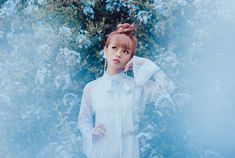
[103,59,107,74]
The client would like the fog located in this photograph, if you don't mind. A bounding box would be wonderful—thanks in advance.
[0,0,235,157]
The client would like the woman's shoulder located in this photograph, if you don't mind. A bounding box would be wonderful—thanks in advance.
[83,77,102,92]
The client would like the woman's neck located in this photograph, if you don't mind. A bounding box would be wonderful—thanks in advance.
[106,67,123,76]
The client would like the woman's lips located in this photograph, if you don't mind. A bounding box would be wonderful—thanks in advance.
[113,59,120,64]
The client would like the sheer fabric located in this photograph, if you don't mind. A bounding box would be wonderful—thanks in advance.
[77,56,175,158]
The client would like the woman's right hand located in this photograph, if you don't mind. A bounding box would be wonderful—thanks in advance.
[92,124,106,142]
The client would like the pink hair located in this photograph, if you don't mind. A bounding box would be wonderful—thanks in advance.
[105,23,137,57]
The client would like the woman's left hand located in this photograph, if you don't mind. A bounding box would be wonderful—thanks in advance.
[124,58,133,72]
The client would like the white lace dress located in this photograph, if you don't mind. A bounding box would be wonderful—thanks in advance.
[77,56,175,158]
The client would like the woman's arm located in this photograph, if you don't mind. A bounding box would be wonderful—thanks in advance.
[77,83,106,157]
[77,84,94,156]
[127,56,175,104]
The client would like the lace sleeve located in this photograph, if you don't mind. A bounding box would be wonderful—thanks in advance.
[133,55,175,105]
[77,83,94,157]
[133,56,160,86]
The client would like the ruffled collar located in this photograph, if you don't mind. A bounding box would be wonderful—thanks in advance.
[102,71,131,93]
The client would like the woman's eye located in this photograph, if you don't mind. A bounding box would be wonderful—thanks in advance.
[123,50,130,54]
[111,46,117,49]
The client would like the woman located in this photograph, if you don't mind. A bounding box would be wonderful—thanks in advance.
[77,23,175,158]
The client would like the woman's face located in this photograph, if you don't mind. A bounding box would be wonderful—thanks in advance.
[104,39,132,71]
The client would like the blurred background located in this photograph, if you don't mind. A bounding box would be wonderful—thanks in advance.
[0,0,235,157]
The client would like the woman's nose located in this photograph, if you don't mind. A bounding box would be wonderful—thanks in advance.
[115,54,121,58]
[115,50,121,58]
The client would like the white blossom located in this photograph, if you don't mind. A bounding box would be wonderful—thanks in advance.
[76,30,92,49]
[35,67,48,85]
[54,72,71,89]
[57,48,81,66]
[81,1,95,18]
[59,26,72,39]
[137,11,151,24]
